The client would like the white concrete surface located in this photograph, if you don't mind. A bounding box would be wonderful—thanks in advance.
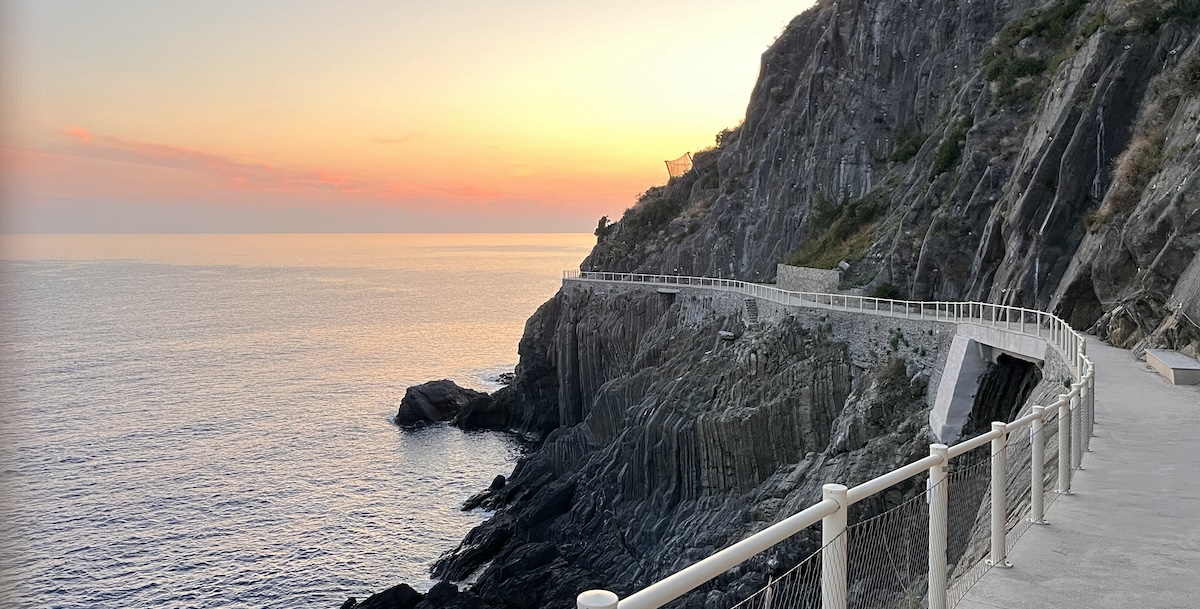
[956,323,1048,364]
[931,335,989,443]
[1145,349,1200,385]
[959,338,1200,609]
[931,324,1052,443]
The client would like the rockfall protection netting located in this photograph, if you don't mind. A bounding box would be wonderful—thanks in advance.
[665,153,693,178]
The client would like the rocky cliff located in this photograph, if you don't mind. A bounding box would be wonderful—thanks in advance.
[347,1,1199,607]
[585,0,1200,357]
[428,287,963,609]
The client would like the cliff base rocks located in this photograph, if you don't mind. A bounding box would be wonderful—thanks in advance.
[394,380,491,428]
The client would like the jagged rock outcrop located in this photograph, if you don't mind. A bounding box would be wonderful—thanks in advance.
[355,0,1200,607]
[583,0,1199,356]
[394,286,965,609]
[345,583,423,609]
[394,380,491,428]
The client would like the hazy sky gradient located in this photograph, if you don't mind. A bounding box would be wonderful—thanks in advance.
[1,0,813,233]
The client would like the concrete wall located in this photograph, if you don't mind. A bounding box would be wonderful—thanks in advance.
[956,324,1048,364]
[929,336,990,442]
[776,264,841,293]
[566,278,1083,444]
[929,324,1057,442]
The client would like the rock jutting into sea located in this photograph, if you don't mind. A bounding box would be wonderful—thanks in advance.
[344,0,1200,606]
[393,380,489,428]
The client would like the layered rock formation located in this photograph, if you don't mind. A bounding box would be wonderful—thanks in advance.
[426,287,959,609]
[349,0,1200,607]
[584,0,1200,356]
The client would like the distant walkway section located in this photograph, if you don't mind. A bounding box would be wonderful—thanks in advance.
[960,338,1200,609]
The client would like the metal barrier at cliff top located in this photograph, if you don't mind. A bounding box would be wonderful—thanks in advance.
[563,270,1096,609]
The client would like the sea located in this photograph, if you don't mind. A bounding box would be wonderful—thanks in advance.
[0,233,595,609]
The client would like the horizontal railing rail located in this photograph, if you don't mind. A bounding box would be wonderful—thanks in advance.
[564,270,1087,375]
[567,271,1096,609]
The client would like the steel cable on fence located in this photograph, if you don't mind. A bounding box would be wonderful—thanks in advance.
[1003,422,1034,550]
[846,493,929,609]
[729,534,831,609]
[729,491,935,609]
[1041,409,1063,513]
[944,444,990,608]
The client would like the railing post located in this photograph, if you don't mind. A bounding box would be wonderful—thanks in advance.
[577,590,618,609]
[987,422,1012,568]
[1071,393,1083,470]
[1058,395,1072,494]
[1030,406,1047,524]
[1088,368,1096,443]
[928,444,949,609]
[821,483,848,609]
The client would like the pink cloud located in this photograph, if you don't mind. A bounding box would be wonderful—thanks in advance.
[51,126,429,203]
[13,127,636,226]
[64,126,92,143]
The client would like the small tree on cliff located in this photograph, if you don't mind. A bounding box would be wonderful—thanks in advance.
[594,216,611,241]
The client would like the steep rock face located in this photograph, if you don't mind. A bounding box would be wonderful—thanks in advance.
[357,1,1200,607]
[584,0,1041,280]
[583,0,1200,355]
[1054,33,1200,356]
[419,286,960,608]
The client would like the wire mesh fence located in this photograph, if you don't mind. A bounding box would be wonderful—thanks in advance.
[945,443,990,608]
[1004,422,1034,549]
[846,492,929,609]
[729,534,830,609]
[1037,408,1061,515]
[727,491,935,609]
[698,402,1083,609]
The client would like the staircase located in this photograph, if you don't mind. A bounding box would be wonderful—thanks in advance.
[743,297,760,329]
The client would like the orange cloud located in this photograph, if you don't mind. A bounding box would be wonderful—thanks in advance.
[63,126,92,143]
[15,126,646,230]
[50,127,433,203]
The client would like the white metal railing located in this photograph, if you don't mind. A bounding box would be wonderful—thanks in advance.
[566,270,1096,609]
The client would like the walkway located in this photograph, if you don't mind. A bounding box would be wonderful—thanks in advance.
[960,339,1200,609]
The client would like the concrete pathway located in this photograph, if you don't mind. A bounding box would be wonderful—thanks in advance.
[959,339,1200,609]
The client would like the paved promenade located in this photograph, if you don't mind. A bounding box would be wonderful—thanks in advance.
[960,339,1200,609]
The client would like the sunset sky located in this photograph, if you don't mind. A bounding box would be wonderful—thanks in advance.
[0,1,812,233]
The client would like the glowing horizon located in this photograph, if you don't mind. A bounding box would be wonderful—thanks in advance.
[0,1,813,233]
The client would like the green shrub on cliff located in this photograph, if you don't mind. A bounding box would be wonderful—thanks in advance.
[601,148,721,257]
[788,192,886,269]
[889,131,928,163]
[930,115,973,178]
[982,0,1089,105]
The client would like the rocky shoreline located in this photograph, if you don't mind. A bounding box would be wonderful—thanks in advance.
[342,0,1200,605]
[341,286,1059,609]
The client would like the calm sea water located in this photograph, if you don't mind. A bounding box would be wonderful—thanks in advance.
[0,234,593,609]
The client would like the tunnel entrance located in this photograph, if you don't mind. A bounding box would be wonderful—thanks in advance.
[961,354,1043,437]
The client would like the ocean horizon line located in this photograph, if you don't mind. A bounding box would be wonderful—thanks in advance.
[0,230,593,236]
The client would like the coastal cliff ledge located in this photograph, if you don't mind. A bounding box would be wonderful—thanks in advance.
[346,0,1200,605]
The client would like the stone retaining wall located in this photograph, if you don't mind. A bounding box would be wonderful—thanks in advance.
[777,263,841,293]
